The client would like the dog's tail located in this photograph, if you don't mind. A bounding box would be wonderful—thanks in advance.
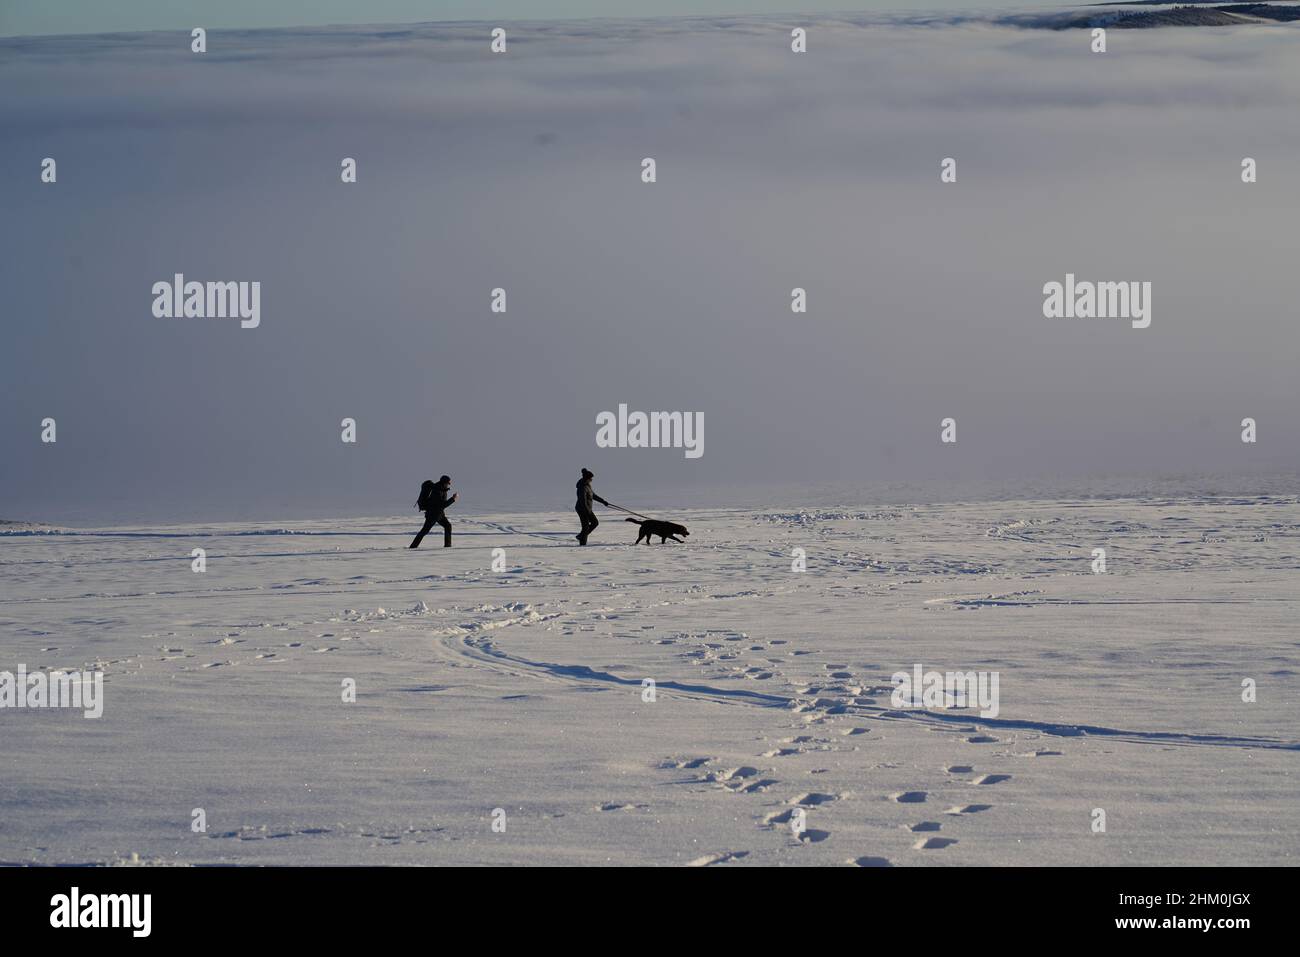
[625,517,641,524]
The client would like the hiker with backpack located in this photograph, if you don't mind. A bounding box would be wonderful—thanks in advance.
[410,475,457,548]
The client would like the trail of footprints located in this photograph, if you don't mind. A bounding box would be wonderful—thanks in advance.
[658,649,1021,865]
[889,764,1012,850]
[146,628,356,672]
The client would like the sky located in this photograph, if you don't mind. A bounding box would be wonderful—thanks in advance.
[2,14,1298,524]
[0,2,1051,38]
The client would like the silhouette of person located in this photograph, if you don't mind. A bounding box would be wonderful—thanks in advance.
[575,468,609,545]
[410,475,457,548]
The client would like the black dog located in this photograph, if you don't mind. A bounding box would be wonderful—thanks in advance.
[626,517,689,544]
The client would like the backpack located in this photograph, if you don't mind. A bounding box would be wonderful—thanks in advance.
[416,479,435,511]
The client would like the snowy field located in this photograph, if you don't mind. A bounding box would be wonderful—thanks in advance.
[1,496,1297,866]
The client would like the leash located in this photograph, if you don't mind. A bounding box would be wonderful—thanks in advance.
[604,501,654,522]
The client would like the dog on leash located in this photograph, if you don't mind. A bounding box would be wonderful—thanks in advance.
[626,517,689,544]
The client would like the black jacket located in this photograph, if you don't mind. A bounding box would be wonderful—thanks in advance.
[422,484,455,516]
[576,479,607,512]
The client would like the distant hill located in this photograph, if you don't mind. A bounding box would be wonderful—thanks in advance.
[1056,3,1300,27]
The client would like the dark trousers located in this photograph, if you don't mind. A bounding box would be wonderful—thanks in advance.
[576,505,598,544]
[411,511,451,548]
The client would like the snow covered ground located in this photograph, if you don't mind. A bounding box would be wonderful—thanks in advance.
[1,497,1297,866]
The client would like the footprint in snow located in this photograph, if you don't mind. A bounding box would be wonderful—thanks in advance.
[787,792,840,807]
[706,766,758,783]
[945,804,992,815]
[914,837,958,850]
[687,850,749,867]
[660,756,712,770]
[891,791,927,804]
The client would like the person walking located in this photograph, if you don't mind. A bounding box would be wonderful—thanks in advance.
[410,475,457,548]
[575,468,609,546]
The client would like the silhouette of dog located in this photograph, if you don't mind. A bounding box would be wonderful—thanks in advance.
[626,517,689,544]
